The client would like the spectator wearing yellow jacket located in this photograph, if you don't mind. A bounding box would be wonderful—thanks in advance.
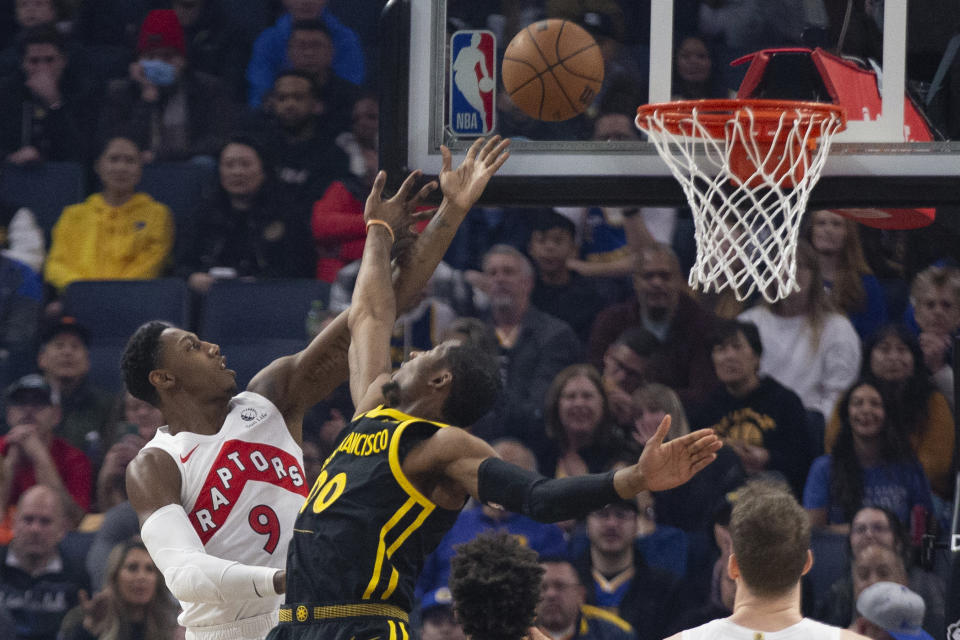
[44,136,173,292]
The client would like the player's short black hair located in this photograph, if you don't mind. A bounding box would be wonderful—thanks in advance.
[439,343,501,427]
[449,532,544,640]
[121,321,173,407]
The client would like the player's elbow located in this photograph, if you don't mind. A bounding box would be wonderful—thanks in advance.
[348,302,395,335]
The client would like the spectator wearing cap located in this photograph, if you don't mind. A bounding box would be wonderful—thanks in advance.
[0,374,92,528]
[854,582,935,640]
[570,497,681,640]
[35,318,115,457]
[246,0,364,108]
[100,9,234,162]
[420,587,467,640]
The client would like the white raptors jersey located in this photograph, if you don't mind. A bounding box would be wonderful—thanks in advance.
[143,392,308,632]
[682,618,842,640]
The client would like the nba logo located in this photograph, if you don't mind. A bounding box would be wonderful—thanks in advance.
[450,30,496,136]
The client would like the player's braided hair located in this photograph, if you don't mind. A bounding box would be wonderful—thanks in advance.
[440,343,501,427]
[121,321,172,407]
[449,532,544,640]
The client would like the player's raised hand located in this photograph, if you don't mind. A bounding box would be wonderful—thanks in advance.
[364,169,438,242]
[615,415,721,495]
[439,135,511,211]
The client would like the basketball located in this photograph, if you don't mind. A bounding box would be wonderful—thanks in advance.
[502,19,604,122]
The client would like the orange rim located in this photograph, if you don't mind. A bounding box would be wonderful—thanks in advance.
[636,99,847,140]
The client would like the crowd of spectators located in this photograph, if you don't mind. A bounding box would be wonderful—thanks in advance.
[0,1,958,639]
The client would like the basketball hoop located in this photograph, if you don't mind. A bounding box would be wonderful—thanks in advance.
[635,99,846,303]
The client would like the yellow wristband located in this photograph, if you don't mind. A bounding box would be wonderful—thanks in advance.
[365,219,395,243]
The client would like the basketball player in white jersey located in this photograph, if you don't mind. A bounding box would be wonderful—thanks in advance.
[122,136,512,640]
[666,481,871,640]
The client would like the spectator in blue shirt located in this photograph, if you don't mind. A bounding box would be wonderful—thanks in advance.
[246,0,364,107]
[803,380,934,531]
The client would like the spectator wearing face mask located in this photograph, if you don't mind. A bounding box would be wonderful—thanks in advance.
[99,9,235,163]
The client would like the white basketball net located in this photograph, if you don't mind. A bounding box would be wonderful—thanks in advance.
[636,102,845,303]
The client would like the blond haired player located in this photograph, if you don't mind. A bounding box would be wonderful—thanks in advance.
[667,481,871,640]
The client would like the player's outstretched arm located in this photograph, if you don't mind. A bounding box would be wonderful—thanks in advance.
[127,450,284,603]
[248,137,510,435]
[391,135,510,308]
[349,170,435,413]
[405,419,718,523]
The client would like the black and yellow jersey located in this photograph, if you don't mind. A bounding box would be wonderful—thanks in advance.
[283,406,461,613]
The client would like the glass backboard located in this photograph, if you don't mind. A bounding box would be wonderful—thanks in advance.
[379,0,960,211]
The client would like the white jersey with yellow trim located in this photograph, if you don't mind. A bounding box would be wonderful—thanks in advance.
[681,618,842,640]
[143,391,309,636]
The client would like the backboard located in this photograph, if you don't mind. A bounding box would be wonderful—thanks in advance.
[379,0,960,209]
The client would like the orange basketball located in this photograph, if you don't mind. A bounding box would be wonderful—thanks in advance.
[502,19,604,122]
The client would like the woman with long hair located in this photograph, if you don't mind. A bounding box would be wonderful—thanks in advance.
[805,209,887,339]
[826,324,955,501]
[671,35,732,101]
[738,241,861,420]
[804,380,933,532]
[630,382,690,447]
[538,364,623,478]
[60,539,179,639]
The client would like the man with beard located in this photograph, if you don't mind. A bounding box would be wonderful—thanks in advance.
[588,243,718,408]
[266,69,349,207]
[572,500,682,640]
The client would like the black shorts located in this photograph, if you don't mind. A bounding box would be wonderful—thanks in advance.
[266,616,411,640]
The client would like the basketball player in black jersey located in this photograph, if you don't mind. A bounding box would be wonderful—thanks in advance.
[122,136,513,640]
[269,141,722,640]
